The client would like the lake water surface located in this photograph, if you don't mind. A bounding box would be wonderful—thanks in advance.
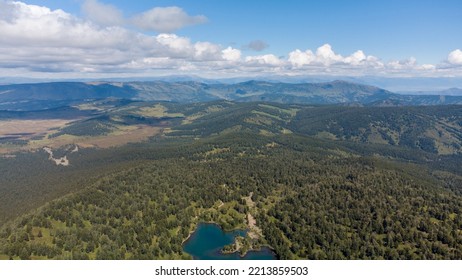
[182,223,276,260]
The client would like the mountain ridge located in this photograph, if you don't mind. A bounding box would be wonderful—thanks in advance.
[1,80,462,111]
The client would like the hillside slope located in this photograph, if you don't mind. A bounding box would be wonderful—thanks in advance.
[166,102,462,155]
[1,132,461,260]
[1,100,461,260]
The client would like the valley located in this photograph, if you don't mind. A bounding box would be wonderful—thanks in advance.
[0,81,461,260]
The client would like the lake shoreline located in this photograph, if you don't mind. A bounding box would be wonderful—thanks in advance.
[181,220,247,245]
[182,222,277,260]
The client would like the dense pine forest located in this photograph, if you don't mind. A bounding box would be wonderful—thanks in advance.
[0,101,461,260]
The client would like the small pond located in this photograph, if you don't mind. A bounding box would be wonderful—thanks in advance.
[182,222,276,260]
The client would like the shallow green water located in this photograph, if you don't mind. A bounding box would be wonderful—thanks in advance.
[182,223,276,260]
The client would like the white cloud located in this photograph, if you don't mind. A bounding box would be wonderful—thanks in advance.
[194,41,222,60]
[419,64,436,70]
[0,1,457,78]
[387,57,417,70]
[155,33,194,58]
[316,44,343,65]
[384,57,438,74]
[0,1,216,74]
[343,50,366,65]
[0,1,143,49]
[131,6,207,33]
[448,49,462,65]
[245,54,283,66]
[154,34,224,61]
[81,0,124,27]
[288,49,315,67]
[288,46,382,69]
[222,47,241,61]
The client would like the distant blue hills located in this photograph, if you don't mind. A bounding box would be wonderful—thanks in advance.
[1,79,462,111]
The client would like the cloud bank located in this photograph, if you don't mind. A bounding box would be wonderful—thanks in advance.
[0,1,460,79]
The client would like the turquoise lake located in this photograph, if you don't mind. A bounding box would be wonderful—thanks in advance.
[182,223,276,260]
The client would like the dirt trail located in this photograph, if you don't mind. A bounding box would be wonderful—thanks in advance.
[243,192,263,239]
[43,147,69,166]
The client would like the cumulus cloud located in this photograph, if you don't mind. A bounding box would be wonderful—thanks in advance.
[343,50,366,65]
[387,57,419,70]
[288,45,382,70]
[155,33,194,57]
[0,1,455,78]
[288,49,315,67]
[154,34,225,61]
[315,44,343,65]
[194,41,223,60]
[245,54,282,66]
[0,1,142,49]
[131,6,207,33]
[244,40,269,51]
[81,0,124,27]
[0,1,221,74]
[448,49,462,65]
[222,47,241,61]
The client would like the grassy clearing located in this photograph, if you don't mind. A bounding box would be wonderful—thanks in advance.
[182,113,206,125]
[74,104,105,111]
[182,105,227,125]
[31,226,54,244]
[18,125,161,150]
[259,129,275,136]
[245,116,274,126]
[204,147,230,156]
[0,120,72,137]
[258,104,299,117]
[136,104,184,118]
[252,110,283,121]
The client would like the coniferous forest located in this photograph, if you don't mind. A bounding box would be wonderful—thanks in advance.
[0,101,461,260]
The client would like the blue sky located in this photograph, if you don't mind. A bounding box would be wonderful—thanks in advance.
[1,0,462,79]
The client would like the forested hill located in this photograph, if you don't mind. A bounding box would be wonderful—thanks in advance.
[2,80,462,111]
[1,132,461,260]
[289,105,462,154]
[0,100,461,260]
[165,102,462,155]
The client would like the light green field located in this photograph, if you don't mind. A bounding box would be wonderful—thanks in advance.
[136,104,184,118]
[252,110,284,121]
[258,104,299,117]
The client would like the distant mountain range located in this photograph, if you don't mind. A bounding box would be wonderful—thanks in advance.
[398,88,462,96]
[1,80,462,110]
